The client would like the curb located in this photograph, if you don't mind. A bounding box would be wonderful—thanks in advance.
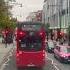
[0,47,14,68]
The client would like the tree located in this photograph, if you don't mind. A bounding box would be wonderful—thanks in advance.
[0,0,8,28]
[0,0,16,30]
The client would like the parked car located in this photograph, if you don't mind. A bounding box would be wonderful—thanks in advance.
[47,40,56,53]
[54,45,70,63]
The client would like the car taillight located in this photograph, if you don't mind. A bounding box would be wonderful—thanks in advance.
[16,51,22,57]
[60,53,68,58]
[61,54,66,57]
[61,54,68,59]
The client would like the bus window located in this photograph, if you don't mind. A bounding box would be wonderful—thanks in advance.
[19,36,42,51]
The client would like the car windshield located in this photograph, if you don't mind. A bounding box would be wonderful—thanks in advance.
[48,41,54,48]
[61,47,70,53]
[19,35,42,51]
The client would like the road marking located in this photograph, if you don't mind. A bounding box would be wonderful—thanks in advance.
[0,64,6,70]
[47,57,60,70]
[45,52,53,63]
[0,58,9,70]
[53,64,60,70]
[0,50,13,70]
[45,53,60,70]
[4,57,10,65]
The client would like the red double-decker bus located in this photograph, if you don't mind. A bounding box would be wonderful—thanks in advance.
[15,22,46,69]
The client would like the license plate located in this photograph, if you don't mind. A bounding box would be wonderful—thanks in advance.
[27,64,35,67]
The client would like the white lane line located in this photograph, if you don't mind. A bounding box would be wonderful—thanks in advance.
[0,51,13,70]
[47,57,60,70]
[0,58,9,70]
[45,53,60,70]
[4,57,10,65]
[0,64,6,70]
[53,64,60,70]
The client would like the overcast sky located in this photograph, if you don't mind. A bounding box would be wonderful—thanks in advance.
[11,0,44,21]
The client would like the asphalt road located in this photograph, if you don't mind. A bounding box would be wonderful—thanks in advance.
[47,53,70,70]
[0,42,70,70]
[1,39,69,70]
[0,50,57,70]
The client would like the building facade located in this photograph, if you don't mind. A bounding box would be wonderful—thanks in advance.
[26,10,43,22]
[26,12,37,22]
[43,0,70,33]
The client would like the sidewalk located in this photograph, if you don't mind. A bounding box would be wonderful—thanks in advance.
[0,37,2,43]
[0,43,14,68]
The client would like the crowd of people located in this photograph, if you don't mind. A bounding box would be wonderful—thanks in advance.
[46,29,68,45]
[1,27,14,47]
